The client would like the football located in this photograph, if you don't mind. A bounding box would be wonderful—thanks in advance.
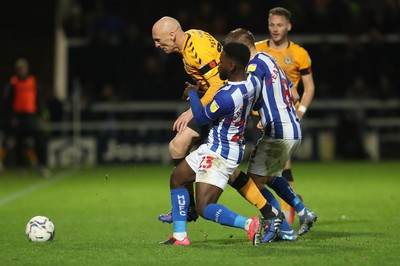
[25,216,55,242]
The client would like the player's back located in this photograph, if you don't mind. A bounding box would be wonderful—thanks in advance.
[247,52,301,140]
[181,29,224,89]
[207,73,259,163]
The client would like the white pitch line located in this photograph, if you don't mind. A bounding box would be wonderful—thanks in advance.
[0,169,77,207]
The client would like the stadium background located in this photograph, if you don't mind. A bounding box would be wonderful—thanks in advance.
[0,0,399,167]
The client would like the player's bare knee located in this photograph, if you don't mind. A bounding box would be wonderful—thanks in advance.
[168,141,181,158]
[168,141,177,156]
[169,139,189,158]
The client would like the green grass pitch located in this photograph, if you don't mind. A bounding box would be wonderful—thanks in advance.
[1,161,399,265]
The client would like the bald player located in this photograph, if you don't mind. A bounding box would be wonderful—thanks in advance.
[152,17,284,236]
[152,16,225,223]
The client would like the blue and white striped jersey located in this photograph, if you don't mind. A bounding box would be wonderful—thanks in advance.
[247,52,302,140]
[189,73,259,163]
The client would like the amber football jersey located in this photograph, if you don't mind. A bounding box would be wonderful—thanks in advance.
[255,40,312,90]
[181,29,225,106]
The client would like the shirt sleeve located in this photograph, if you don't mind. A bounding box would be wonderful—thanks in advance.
[298,48,312,75]
[199,73,225,106]
[183,30,225,107]
[190,90,228,125]
[246,59,265,112]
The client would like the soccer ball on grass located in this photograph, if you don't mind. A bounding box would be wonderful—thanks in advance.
[26,215,55,242]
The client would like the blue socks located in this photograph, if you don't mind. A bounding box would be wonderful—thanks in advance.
[204,203,247,229]
[269,176,305,213]
[260,187,293,232]
[171,188,189,233]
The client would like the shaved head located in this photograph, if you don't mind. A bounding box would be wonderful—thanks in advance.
[152,16,181,35]
[152,16,185,54]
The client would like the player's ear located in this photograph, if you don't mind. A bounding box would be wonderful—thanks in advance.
[287,23,292,32]
[229,61,236,72]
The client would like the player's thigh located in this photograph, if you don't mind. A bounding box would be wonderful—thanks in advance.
[187,145,237,191]
[247,138,300,177]
[170,160,196,188]
[170,126,202,149]
[194,152,233,214]
[187,119,209,139]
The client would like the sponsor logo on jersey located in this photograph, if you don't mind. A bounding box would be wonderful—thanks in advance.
[210,100,219,113]
[284,57,292,64]
[247,63,257,72]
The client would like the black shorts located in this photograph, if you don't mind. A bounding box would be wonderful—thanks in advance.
[187,119,210,139]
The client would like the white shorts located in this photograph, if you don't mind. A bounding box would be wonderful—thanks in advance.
[185,144,239,190]
[246,136,301,177]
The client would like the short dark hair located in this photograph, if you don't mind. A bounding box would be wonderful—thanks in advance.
[269,7,291,21]
[224,28,255,49]
[222,42,250,68]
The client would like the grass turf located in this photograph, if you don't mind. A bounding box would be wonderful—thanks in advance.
[0,161,399,265]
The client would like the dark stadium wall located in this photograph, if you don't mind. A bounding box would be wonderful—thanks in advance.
[0,1,55,95]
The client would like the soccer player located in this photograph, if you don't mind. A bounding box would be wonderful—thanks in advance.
[255,7,316,224]
[159,42,278,246]
[224,28,317,239]
[152,16,284,228]
[152,16,224,222]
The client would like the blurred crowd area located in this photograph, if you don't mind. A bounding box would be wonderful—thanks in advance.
[62,0,400,104]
